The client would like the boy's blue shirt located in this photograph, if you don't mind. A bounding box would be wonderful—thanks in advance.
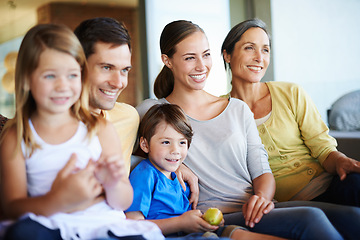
[126,158,192,220]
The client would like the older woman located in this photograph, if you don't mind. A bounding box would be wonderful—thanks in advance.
[221,18,360,206]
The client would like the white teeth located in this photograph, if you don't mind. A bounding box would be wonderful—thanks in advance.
[248,66,262,71]
[166,158,179,162]
[190,74,206,79]
[101,89,117,96]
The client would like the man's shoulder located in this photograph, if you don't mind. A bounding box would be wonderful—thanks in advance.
[105,102,139,123]
[110,102,138,115]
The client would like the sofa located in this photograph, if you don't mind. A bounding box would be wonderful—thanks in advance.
[0,114,7,135]
[327,90,360,160]
[329,130,360,160]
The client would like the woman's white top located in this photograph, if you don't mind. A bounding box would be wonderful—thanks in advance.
[137,98,271,213]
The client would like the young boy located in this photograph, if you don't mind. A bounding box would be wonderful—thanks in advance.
[125,104,248,239]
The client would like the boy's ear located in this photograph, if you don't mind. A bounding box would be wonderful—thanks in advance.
[139,137,150,154]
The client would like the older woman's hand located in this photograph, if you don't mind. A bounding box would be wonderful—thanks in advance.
[323,151,360,180]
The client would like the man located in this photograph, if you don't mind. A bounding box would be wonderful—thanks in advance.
[74,18,199,206]
[74,17,139,174]
[74,17,200,206]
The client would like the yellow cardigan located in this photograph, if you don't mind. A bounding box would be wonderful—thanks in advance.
[257,81,337,201]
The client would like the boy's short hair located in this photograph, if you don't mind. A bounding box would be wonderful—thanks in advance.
[139,104,193,148]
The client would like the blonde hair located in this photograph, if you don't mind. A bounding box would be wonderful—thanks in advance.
[0,24,99,156]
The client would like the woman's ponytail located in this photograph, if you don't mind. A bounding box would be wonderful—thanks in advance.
[154,66,174,99]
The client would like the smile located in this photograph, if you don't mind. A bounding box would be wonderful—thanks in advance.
[51,97,70,104]
[190,73,206,79]
[247,66,262,71]
[189,73,206,82]
[165,158,180,162]
[100,89,117,97]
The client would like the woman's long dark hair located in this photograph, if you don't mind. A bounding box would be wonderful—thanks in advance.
[221,18,270,71]
[154,20,204,99]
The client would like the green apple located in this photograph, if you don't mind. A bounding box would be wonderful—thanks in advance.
[202,207,223,225]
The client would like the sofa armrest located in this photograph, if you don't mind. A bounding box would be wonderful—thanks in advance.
[329,130,360,161]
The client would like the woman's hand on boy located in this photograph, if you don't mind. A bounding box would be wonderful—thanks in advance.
[176,164,199,209]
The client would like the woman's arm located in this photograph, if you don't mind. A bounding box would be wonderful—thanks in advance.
[322,151,360,180]
[96,120,133,210]
[242,173,275,228]
[293,87,360,180]
[292,85,338,163]
[175,164,199,209]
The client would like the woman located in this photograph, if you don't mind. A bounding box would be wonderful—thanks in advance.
[136,19,359,240]
[221,18,360,206]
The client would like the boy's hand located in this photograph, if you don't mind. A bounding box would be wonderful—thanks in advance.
[179,210,219,233]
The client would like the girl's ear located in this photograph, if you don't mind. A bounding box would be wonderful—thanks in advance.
[23,77,31,92]
[161,54,172,69]
[139,137,150,154]
[223,50,231,63]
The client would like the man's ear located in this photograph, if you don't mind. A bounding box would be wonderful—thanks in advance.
[161,54,172,69]
[223,50,231,63]
[139,137,150,154]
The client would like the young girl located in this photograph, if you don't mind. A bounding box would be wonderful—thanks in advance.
[126,103,285,240]
[0,24,163,240]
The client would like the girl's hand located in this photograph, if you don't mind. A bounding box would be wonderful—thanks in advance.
[94,153,133,210]
[51,154,103,212]
[178,210,219,233]
[94,154,127,189]
[242,194,274,228]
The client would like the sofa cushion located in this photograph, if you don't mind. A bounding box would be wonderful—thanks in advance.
[328,90,360,131]
[0,114,9,135]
